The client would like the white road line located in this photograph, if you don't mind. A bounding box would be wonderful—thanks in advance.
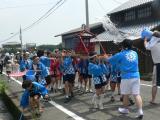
[2,72,85,120]
[49,101,85,120]
[141,83,160,88]
[3,72,22,85]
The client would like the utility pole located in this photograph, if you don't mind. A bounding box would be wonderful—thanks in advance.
[85,0,89,29]
[19,26,23,54]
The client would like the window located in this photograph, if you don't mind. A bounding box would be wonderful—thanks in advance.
[125,10,136,21]
[138,6,151,19]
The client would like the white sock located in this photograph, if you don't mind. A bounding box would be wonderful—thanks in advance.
[138,109,143,115]
[66,95,69,98]
[92,94,96,103]
[111,91,115,97]
[100,94,103,104]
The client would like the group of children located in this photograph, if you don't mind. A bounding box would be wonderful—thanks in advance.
[3,43,141,118]
[16,49,125,113]
[18,50,130,114]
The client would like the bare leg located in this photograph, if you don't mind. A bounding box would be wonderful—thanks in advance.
[134,94,143,117]
[151,86,157,103]
[65,81,69,97]
[123,95,129,108]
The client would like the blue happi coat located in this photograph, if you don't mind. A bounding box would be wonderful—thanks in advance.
[63,56,75,75]
[40,56,50,68]
[28,62,48,85]
[88,62,107,85]
[20,82,48,108]
[107,49,140,80]
[19,59,32,72]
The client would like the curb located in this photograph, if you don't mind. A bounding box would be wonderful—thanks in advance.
[2,90,32,120]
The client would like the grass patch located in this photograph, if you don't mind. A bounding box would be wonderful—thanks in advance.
[0,80,7,94]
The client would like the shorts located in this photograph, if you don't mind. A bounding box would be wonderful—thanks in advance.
[45,75,51,85]
[102,81,107,86]
[95,84,103,89]
[110,81,117,84]
[30,92,41,98]
[51,74,58,78]
[120,78,140,95]
[6,71,11,74]
[106,74,110,80]
[80,73,88,79]
[117,77,121,84]
[88,75,92,78]
[94,76,106,89]
[152,64,160,86]
[63,74,75,84]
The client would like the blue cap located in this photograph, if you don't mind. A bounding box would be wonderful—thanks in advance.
[141,28,153,40]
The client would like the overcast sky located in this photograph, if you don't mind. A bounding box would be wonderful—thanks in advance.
[0,0,128,46]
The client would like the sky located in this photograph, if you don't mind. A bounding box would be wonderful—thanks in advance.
[0,0,128,46]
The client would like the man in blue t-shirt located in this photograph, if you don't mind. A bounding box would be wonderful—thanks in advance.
[105,39,143,119]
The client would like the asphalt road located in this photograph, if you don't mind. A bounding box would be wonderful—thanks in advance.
[1,74,160,120]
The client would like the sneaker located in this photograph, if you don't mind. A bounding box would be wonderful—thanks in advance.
[50,87,54,92]
[149,101,157,105]
[85,89,89,93]
[118,107,129,114]
[54,89,58,93]
[89,89,93,93]
[71,92,74,98]
[99,104,104,110]
[62,88,65,94]
[93,103,98,109]
[58,86,62,90]
[135,114,143,119]
[110,96,115,102]
[64,98,70,103]
[120,96,123,102]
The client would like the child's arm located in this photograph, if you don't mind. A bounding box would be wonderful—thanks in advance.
[33,82,48,97]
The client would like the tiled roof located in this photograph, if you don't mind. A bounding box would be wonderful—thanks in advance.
[91,21,160,43]
[108,0,153,14]
[55,22,102,37]
[90,31,125,43]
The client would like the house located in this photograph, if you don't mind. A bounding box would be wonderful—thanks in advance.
[55,22,105,54]
[2,41,21,50]
[91,0,160,74]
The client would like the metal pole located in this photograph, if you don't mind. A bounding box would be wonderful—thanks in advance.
[85,0,89,29]
[19,26,23,54]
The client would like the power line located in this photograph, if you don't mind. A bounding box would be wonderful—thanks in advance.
[0,0,67,43]
[23,0,67,32]
[96,0,106,12]
[0,2,54,10]
[43,0,66,20]
[22,0,65,31]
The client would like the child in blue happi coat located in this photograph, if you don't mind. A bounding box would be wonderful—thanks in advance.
[63,50,75,103]
[99,59,108,93]
[20,80,49,115]
[20,53,32,72]
[88,52,108,110]
[78,57,89,92]
[110,64,119,102]
[29,55,48,86]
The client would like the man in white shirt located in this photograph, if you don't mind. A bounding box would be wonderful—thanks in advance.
[143,30,160,104]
